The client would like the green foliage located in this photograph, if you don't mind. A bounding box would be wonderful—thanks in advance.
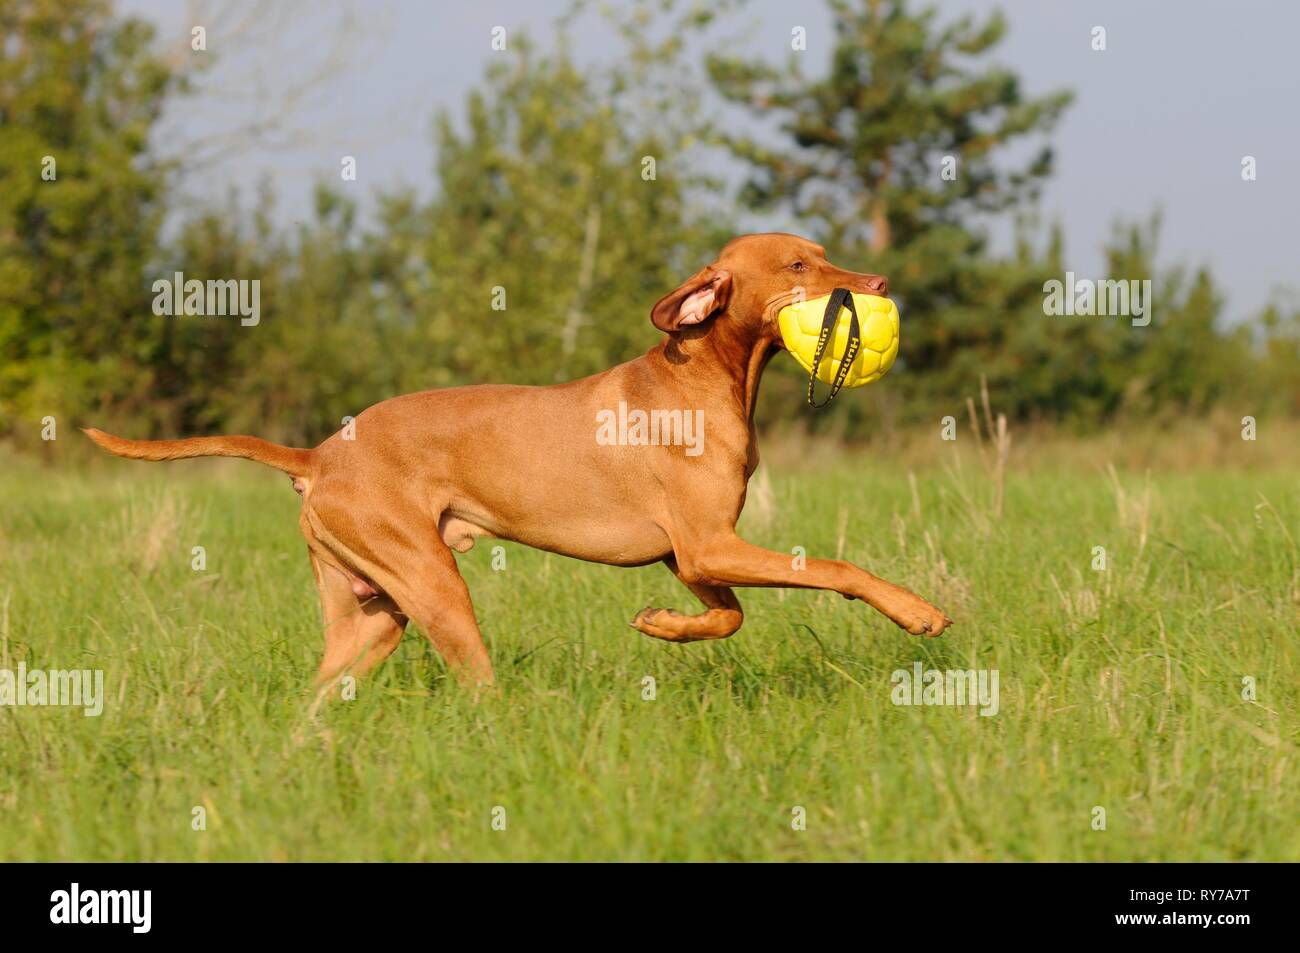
[1255,302,1300,416]
[0,0,175,443]
[135,32,728,446]
[0,0,1295,448]
[704,0,1298,429]
[375,35,728,392]
[155,184,399,444]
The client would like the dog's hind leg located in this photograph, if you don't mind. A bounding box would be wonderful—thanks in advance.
[630,556,744,643]
[301,491,493,689]
[308,551,408,688]
[299,508,407,695]
[361,532,495,690]
[396,563,494,688]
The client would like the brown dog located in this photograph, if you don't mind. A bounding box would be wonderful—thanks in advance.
[86,233,952,689]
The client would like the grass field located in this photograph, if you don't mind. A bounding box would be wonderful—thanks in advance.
[1,439,1297,861]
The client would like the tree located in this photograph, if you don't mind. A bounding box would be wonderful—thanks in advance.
[367,34,730,395]
[707,0,1076,426]
[0,0,176,443]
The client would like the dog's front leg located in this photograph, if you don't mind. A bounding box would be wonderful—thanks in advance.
[630,556,745,642]
[675,533,952,637]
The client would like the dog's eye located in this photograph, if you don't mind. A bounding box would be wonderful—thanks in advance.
[788,261,806,272]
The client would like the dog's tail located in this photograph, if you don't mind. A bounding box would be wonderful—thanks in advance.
[82,428,312,477]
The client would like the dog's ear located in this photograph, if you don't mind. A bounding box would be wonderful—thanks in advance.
[651,266,732,333]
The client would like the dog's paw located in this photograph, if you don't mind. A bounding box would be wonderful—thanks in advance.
[631,603,744,644]
[630,606,685,642]
[888,595,953,638]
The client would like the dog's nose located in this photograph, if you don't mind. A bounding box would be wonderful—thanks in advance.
[864,274,888,295]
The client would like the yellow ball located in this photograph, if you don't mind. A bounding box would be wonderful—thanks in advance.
[778,292,900,388]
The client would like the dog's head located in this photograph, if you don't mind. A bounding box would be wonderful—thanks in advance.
[650,233,889,343]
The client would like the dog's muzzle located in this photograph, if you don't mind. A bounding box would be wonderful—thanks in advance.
[778,288,900,407]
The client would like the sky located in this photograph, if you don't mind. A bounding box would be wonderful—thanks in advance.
[119,0,1300,322]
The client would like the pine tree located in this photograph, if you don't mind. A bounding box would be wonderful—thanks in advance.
[707,0,1074,424]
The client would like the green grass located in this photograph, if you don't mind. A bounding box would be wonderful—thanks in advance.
[0,449,1296,861]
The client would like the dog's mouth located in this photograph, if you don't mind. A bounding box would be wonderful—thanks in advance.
[763,291,807,341]
[765,278,890,325]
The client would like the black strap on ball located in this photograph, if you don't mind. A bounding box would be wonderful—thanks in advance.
[807,287,862,408]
